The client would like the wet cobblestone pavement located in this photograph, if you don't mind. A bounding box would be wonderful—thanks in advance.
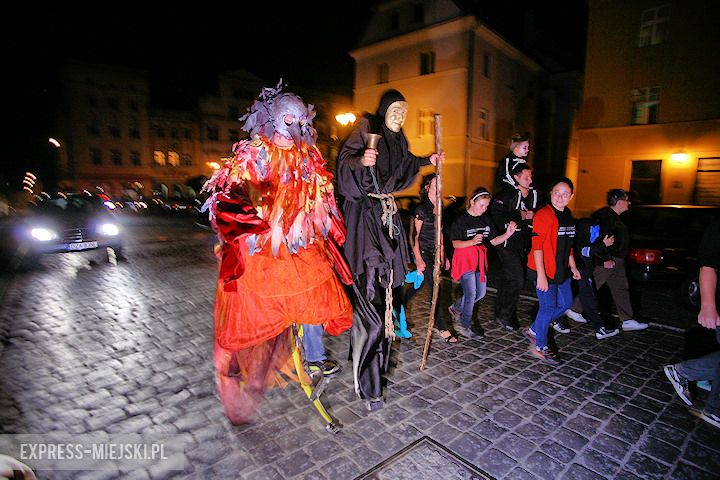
[0,216,718,479]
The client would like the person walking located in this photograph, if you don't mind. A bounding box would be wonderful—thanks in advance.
[590,189,648,332]
[405,173,457,342]
[448,187,517,339]
[664,219,720,429]
[490,163,538,331]
[336,89,443,410]
[524,178,581,365]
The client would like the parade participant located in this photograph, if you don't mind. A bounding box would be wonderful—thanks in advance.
[495,133,530,192]
[448,187,517,339]
[524,178,581,365]
[405,173,456,342]
[202,82,353,426]
[490,163,538,331]
[336,89,443,410]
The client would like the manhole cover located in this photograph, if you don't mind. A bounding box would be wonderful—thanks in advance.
[356,436,494,480]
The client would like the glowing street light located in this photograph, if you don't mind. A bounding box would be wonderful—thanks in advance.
[48,137,61,148]
[335,112,356,126]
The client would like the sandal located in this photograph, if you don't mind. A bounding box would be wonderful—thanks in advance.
[437,329,458,343]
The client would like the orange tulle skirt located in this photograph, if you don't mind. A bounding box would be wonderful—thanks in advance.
[213,241,353,424]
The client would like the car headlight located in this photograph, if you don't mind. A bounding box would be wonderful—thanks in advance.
[31,228,58,241]
[99,223,120,236]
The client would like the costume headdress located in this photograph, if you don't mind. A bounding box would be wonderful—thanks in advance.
[240,79,318,148]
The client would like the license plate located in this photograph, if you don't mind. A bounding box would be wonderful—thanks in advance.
[67,241,98,251]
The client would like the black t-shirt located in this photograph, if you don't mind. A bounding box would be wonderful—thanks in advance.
[552,206,575,284]
[414,201,437,255]
[449,210,498,247]
[698,220,720,305]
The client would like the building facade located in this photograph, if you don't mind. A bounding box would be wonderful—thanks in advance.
[572,0,720,215]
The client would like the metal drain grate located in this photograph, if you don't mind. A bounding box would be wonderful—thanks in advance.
[356,436,494,480]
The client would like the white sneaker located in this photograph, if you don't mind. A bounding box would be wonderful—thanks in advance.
[565,309,587,323]
[595,327,620,339]
[552,322,570,334]
[622,319,649,331]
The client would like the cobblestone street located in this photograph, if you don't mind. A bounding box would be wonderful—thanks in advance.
[0,216,718,479]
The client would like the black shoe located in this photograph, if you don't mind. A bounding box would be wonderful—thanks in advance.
[495,318,518,332]
[308,359,340,376]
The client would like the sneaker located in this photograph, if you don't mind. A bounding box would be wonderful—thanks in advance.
[700,411,720,429]
[595,327,620,340]
[552,322,570,334]
[530,346,561,365]
[523,327,536,343]
[448,305,461,321]
[663,364,693,406]
[459,326,483,340]
[622,319,649,331]
[308,359,340,376]
[565,309,587,323]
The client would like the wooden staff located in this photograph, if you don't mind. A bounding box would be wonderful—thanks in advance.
[420,113,443,371]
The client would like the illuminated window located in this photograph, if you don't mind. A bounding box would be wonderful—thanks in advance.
[420,51,435,75]
[638,5,670,47]
[418,109,435,137]
[154,150,166,166]
[168,151,180,167]
[631,87,660,124]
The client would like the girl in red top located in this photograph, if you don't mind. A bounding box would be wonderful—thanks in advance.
[524,178,581,364]
[448,187,517,339]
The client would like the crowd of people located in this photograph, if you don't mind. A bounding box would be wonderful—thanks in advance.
[201,83,718,432]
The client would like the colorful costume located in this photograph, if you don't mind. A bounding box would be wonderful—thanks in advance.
[202,83,352,425]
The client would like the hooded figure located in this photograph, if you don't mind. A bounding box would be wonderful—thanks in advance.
[202,82,352,424]
[336,89,441,409]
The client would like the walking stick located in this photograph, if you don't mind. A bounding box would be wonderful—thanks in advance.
[420,113,443,370]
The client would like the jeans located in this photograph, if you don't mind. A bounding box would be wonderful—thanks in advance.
[675,327,720,416]
[302,324,326,363]
[531,278,573,349]
[452,271,486,328]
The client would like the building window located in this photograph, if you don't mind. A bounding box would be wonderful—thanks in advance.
[88,96,97,107]
[88,122,100,136]
[111,150,122,166]
[184,128,192,140]
[228,106,240,119]
[229,129,240,142]
[390,11,400,30]
[630,160,662,204]
[638,5,670,47]
[377,63,389,84]
[631,87,660,124]
[129,125,140,139]
[108,98,119,110]
[420,51,435,75]
[154,150,166,166]
[207,126,219,141]
[413,3,424,23]
[90,148,102,166]
[129,100,139,112]
[418,109,435,137]
[168,151,180,167]
[182,153,193,166]
[130,151,141,166]
[478,108,489,140]
[170,127,179,139]
[483,54,492,78]
[109,125,121,138]
[155,126,165,138]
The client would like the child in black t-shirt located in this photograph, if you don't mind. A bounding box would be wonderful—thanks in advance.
[448,187,517,339]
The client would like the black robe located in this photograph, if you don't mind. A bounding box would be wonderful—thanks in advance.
[336,114,431,401]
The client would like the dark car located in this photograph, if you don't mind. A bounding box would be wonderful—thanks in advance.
[622,204,720,308]
[11,192,124,266]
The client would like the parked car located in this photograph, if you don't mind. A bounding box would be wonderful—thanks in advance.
[11,192,124,266]
[622,204,720,309]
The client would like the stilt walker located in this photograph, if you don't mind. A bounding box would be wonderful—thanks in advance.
[202,81,352,432]
[421,114,443,370]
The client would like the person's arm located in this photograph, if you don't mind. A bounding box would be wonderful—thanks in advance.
[453,235,481,250]
[534,249,548,292]
[698,266,719,329]
[569,252,581,280]
[412,216,426,274]
[490,221,517,246]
